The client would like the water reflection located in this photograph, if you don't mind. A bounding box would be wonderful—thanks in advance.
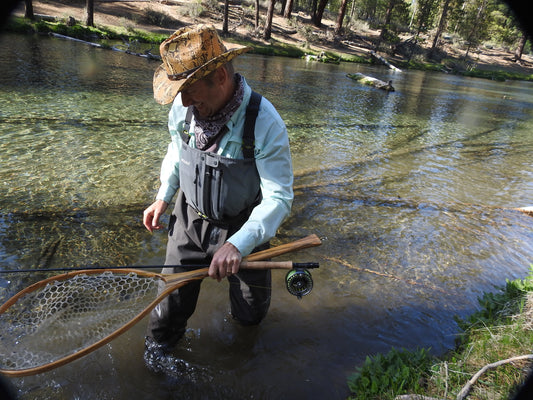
[0,33,532,399]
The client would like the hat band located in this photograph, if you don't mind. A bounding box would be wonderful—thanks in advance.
[167,66,201,81]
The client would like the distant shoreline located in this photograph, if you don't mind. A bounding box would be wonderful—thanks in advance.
[6,0,533,82]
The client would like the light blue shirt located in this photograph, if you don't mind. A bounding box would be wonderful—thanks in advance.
[156,77,294,256]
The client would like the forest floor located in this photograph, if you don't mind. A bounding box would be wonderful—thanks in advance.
[11,0,533,75]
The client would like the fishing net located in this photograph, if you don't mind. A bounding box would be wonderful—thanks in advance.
[0,271,163,375]
[0,235,321,377]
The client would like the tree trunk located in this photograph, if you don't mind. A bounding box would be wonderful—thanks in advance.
[310,0,318,25]
[430,0,451,55]
[378,0,398,41]
[223,0,229,33]
[84,0,94,27]
[263,0,276,40]
[463,0,488,60]
[334,0,349,35]
[24,0,34,20]
[313,0,329,27]
[278,0,286,15]
[283,0,293,19]
[513,31,527,61]
[255,0,260,29]
[350,0,356,21]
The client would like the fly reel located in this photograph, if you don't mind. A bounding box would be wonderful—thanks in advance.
[285,263,319,299]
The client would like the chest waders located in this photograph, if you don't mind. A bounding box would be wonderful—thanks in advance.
[145,92,271,351]
[178,91,262,227]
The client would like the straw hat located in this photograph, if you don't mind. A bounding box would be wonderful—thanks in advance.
[153,24,251,105]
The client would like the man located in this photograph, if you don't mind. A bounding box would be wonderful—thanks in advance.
[143,24,293,355]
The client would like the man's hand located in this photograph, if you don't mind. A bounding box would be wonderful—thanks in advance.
[143,200,168,232]
[209,242,242,281]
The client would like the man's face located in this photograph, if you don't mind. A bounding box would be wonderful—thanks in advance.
[180,77,225,118]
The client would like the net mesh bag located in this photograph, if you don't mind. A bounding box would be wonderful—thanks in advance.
[0,271,160,372]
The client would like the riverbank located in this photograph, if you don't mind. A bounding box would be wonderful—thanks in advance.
[6,0,533,81]
[347,272,533,400]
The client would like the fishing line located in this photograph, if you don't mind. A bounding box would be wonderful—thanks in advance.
[324,255,447,294]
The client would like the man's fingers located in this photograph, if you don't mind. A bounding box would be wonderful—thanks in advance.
[143,200,168,232]
[143,212,153,232]
[151,210,161,230]
[208,242,242,281]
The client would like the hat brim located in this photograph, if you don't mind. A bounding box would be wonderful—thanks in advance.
[153,44,251,105]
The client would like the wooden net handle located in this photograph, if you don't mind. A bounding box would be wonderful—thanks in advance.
[245,234,322,261]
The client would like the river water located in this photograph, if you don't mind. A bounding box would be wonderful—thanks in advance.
[0,33,532,399]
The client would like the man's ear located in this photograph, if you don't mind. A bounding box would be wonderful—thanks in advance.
[213,66,228,85]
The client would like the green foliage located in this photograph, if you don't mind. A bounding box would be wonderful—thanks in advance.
[388,0,411,32]
[5,16,168,45]
[183,0,205,19]
[342,54,371,63]
[380,27,401,45]
[400,59,446,72]
[347,347,435,400]
[488,8,522,47]
[452,0,497,49]
[411,0,441,34]
[2,16,33,33]
[457,268,533,333]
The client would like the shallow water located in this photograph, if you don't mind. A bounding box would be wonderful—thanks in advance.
[0,33,532,399]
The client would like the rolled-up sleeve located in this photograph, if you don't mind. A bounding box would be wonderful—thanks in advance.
[156,96,188,204]
[156,140,181,203]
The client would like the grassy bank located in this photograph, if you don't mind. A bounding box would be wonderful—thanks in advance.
[4,15,169,47]
[347,268,533,400]
[4,15,532,82]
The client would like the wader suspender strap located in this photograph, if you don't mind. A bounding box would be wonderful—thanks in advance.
[180,107,193,143]
[242,91,261,158]
[179,91,262,157]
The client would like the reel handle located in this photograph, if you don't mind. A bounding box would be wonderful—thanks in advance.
[240,261,319,270]
[241,260,320,299]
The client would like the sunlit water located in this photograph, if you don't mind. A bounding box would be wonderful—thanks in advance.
[1,33,532,399]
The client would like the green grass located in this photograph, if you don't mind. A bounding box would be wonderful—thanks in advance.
[347,267,533,400]
[4,16,168,44]
[460,68,533,82]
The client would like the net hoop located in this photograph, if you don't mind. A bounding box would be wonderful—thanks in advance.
[0,268,207,377]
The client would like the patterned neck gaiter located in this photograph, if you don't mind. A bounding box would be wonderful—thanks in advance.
[193,73,245,151]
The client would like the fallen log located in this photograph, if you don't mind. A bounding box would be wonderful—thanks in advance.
[347,72,395,91]
[50,33,161,60]
[370,50,402,71]
[34,14,58,22]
